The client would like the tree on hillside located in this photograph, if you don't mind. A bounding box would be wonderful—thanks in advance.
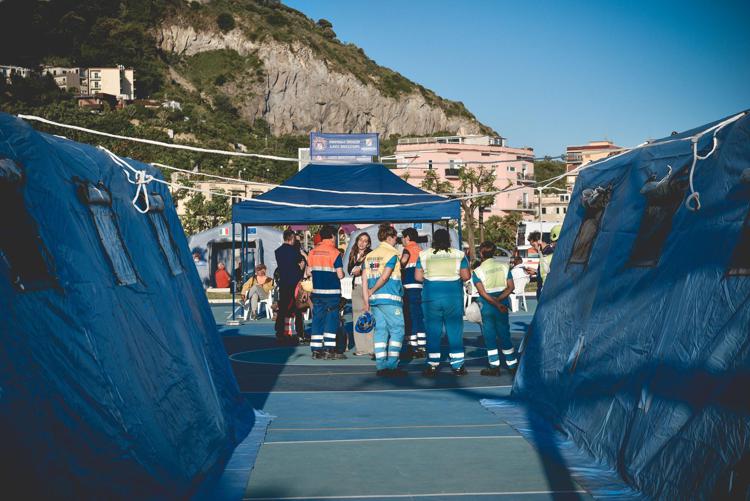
[217,12,235,33]
[534,159,566,188]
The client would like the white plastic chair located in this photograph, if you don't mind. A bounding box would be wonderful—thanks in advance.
[510,275,530,312]
[257,297,273,319]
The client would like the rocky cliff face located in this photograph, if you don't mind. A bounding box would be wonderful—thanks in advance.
[158,24,489,138]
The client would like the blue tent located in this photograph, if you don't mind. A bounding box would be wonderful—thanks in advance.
[500,110,750,498]
[231,163,460,225]
[0,113,255,498]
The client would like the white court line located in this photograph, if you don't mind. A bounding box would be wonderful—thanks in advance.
[241,385,511,394]
[264,435,523,445]
[271,423,509,431]
[244,490,587,500]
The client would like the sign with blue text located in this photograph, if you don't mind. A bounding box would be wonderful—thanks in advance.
[310,132,379,159]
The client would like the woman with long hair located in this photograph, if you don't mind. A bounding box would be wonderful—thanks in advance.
[348,232,373,356]
[414,229,471,376]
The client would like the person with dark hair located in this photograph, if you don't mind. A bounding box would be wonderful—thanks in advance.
[414,229,471,376]
[363,224,406,376]
[400,227,426,358]
[472,241,518,376]
[307,225,345,359]
[348,232,373,357]
[528,230,554,295]
[274,229,304,344]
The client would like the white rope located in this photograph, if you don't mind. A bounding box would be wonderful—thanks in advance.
[100,147,156,213]
[151,162,278,187]
[19,114,299,162]
[683,112,745,211]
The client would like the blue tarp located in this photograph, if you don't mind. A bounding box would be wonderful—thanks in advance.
[510,110,750,499]
[232,163,460,224]
[0,113,254,499]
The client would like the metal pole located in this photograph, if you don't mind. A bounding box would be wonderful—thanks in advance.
[231,221,236,321]
[457,218,463,249]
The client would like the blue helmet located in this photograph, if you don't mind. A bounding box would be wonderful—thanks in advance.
[355,312,375,334]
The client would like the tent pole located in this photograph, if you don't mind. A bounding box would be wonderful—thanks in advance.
[231,222,236,321]
[457,218,463,249]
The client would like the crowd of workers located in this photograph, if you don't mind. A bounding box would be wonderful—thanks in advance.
[217,223,560,377]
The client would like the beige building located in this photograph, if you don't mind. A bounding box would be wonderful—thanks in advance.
[565,140,625,186]
[538,191,571,222]
[170,176,271,217]
[391,135,536,218]
[82,66,135,100]
[0,65,32,82]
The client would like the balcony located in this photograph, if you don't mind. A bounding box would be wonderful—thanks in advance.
[444,168,460,178]
[517,172,535,184]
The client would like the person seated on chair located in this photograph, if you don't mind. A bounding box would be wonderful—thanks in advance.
[241,264,275,320]
[510,256,533,282]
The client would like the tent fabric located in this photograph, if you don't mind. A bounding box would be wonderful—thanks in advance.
[0,113,254,499]
[508,110,750,499]
[232,163,460,224]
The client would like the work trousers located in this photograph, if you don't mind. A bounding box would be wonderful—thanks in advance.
[275,284,295,337]
[371,303,405,370]
[422,285,465,369]
[479,301,518,369]
[311,296,340,352]
[403,289,426,349]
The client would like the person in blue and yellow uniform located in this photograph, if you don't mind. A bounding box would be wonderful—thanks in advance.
[472,241,519,376]
[414,229,471,376]
[307,225,345,360]
[400,227,426,359]
[363,224,407,377]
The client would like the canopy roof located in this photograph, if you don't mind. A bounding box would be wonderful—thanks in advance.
[232,163,460,225]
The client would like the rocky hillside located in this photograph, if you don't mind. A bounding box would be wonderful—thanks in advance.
[158,1,492,138]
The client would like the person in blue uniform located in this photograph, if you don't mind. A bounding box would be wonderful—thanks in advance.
[414,229,471,376]
[400,227,426,358]
[307,225,345,359]
[472,241,518,376]
[363,224,406,377]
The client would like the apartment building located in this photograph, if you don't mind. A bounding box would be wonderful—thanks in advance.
[82,66,135,100]
[391,135,536,218]
[538,191,571,222]
[0,65,32,82]
[42,67,82,92]
[565,140,625,186]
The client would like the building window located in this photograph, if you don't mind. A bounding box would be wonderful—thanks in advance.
[0,159,55,291]
[542,207,547,215]
[145,194,183,275]
[445,168,460,178]
[507,166,515,172]
[428,160,433,170]
[727,209,750,276]
[627,176,686,268]
[77,181,138,285]
[481,152,490,157]
[569,186,611,265]
[556,207,560,214]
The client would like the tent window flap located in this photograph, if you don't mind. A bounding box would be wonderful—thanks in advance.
[147,194,183,275]
[569,186,610,266]
[727,210,750,276]
[78,182,137,285]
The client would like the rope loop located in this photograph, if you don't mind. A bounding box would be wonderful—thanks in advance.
[685,191,701,212]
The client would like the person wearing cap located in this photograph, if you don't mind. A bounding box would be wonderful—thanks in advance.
[472,241,518,376]
[400,227,426,358]
[307,225,345,359]
[362,224,407,377]
[414,229,472,376]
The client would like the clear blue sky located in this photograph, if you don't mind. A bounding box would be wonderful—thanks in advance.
[284,0,750,156]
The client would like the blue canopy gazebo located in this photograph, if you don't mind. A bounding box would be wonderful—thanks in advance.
[229,162,462,317]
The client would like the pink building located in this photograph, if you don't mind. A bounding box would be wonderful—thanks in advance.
[391,135,536,219]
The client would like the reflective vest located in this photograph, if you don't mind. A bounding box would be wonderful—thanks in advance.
[419,248,465,282]
[364,242,402,305]
[539,252,553,282]
[402,242,422,290]
[308,240,342,297]
[474,258,510,294]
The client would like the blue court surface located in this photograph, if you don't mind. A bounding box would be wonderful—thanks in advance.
[216,302,593,500]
